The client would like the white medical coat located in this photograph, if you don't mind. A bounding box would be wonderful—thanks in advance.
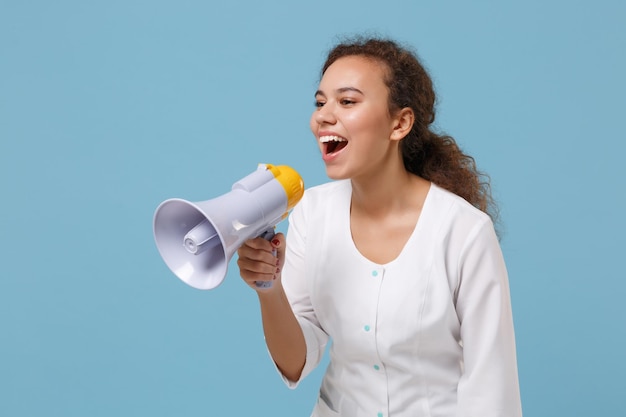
[276,180,522,417]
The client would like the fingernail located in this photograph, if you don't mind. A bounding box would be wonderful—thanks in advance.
[271,239,280,246]
[276,267,280,273]
[276,259,280,266]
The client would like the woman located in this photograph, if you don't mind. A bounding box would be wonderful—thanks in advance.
[237,37,522,417]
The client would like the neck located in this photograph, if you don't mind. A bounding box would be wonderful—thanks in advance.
[350,159,429,217]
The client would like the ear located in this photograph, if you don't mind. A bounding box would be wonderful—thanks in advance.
[390,107,414,141]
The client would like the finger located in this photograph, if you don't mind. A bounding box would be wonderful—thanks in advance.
[237,255,277,276]
[237,238,276,263]
[237,258,277,289]
[236,236,281,290]
[270,233,286,268]
[242,236,274,251]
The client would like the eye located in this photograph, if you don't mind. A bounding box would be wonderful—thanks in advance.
[340,98,356,106]
[314,100,325,108]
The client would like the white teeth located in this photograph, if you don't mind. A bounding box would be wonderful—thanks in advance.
[319,135,347,143]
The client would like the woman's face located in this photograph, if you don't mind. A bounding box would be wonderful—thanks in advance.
[310,55,401,181]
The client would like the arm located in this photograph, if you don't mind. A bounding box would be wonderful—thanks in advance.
[238,195,329,386]
[455,219,523,417]
[237,234,306,382]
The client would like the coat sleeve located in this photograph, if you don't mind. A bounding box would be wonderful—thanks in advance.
[455,218,523,417]
[270,194,330,388]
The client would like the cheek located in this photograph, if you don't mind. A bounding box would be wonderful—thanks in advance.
[344,110,380,134]
[309,113,317,133]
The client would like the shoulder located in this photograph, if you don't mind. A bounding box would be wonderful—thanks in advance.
[427,183,496,250]
[429,183,491,226]
[288,180,350,231]
[298,179,351,208]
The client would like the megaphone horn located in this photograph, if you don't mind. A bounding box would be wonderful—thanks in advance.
[153,164,304,290]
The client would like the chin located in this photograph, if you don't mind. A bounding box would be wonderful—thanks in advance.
[324,166,350,181]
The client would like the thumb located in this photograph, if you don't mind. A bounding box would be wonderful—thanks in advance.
[270,232,287,268]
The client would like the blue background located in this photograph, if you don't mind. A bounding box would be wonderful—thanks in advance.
[1,1,624,415]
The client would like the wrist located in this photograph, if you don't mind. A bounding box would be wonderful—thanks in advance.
[256,280,286,302]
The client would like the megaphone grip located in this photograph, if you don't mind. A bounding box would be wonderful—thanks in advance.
[255,228,276,289]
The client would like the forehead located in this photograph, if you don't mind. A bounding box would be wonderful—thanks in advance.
[319,55,389,93]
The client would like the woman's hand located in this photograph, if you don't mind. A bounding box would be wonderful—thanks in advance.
[237,233,286,291]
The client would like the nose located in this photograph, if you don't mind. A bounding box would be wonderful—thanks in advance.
[314,102,337,125]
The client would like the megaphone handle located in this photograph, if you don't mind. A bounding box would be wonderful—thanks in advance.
[255,228,277,289]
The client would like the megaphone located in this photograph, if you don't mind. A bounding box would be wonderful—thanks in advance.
[153,163,304,290]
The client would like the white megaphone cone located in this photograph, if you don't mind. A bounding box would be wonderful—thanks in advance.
[153,164,304,290]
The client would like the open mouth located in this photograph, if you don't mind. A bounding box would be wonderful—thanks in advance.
[320,135,348,155]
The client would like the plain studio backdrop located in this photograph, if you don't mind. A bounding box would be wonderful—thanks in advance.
[1,1,624,416]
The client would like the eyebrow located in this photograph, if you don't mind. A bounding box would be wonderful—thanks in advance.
[315,86,364,97]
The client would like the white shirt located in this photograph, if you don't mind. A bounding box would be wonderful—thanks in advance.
[276,180,522,417]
